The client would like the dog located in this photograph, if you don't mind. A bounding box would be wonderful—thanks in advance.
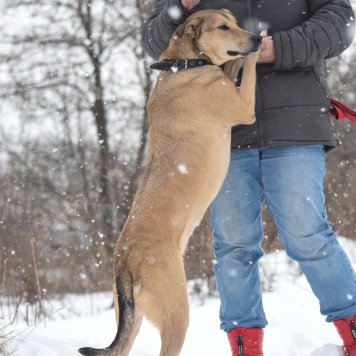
[79,9,261,356]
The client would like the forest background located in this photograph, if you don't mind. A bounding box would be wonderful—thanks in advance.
[0,0,355,327]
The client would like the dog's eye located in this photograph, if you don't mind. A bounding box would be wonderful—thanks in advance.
[218,25,229,30]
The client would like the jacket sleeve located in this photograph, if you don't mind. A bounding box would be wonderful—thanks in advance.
[142,0,204,60]
[272,0,355,70]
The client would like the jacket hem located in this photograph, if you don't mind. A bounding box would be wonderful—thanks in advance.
[231,139,339,153]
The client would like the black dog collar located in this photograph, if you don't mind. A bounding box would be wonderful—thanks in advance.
[150,58,211,71]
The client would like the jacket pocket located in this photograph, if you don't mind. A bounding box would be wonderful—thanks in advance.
[258,70,330,110]
[312,67,330,107]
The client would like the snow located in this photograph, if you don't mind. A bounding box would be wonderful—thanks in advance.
[178,164,189,174]
[5,238,355,355]
[6,281,347,355]
[168,6,182,21]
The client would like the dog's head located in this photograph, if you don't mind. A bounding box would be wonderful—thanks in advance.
[174,9,261,65]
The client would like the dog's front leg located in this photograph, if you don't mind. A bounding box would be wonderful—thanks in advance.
[237,50,261,119]
[223,58,244,85]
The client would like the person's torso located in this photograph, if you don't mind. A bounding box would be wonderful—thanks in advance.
[197,0,310,35]
[196,0,337,150]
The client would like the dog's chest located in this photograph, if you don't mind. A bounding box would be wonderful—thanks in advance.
[148,69,227,117]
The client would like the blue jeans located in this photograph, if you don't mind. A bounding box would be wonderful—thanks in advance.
[210,145,356,332]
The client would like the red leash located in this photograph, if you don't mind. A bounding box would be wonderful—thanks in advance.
[329,98,356,123]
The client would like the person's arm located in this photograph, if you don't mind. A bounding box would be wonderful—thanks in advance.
[142,0,203,60]
[272,0,355,70]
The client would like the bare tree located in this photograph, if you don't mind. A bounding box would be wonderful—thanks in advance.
[0,0,155,318]
[325,51,356,240]
[0,0,155,251]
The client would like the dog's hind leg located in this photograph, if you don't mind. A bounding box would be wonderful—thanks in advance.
[158,299,189,356]
[119,306,144,356]
[136,261,189,356]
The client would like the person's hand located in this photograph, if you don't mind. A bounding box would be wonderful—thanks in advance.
[181,0,200,11]
[257,37,275,64]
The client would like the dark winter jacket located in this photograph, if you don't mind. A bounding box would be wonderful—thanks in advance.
[142,0,355,151]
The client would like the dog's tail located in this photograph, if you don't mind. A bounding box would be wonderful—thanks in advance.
[78,269,135,356]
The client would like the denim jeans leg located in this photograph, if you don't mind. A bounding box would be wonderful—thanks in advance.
[261,145,356,322]
[210,149,267,331]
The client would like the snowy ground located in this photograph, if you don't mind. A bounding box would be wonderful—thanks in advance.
[5,238,356,356]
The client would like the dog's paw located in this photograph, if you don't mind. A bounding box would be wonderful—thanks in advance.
[247,48,261,63]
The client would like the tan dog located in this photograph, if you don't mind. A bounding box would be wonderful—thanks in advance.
[79,9,261,356]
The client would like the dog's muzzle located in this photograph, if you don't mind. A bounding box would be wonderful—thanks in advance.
[227,34,262,57]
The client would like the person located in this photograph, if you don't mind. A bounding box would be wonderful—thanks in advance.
[142,0,356,354]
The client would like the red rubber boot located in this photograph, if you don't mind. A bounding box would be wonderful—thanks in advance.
[227,327,264,355]
[334,316,356,355]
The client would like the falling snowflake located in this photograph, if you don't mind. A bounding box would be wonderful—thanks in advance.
[178,164,188,174]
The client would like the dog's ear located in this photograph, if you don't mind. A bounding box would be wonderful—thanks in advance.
[176,17,203,39]
[219,9,234,17]
[175,22,186,39]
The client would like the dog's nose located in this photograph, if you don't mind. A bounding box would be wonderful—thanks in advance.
[252,34,262,46]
